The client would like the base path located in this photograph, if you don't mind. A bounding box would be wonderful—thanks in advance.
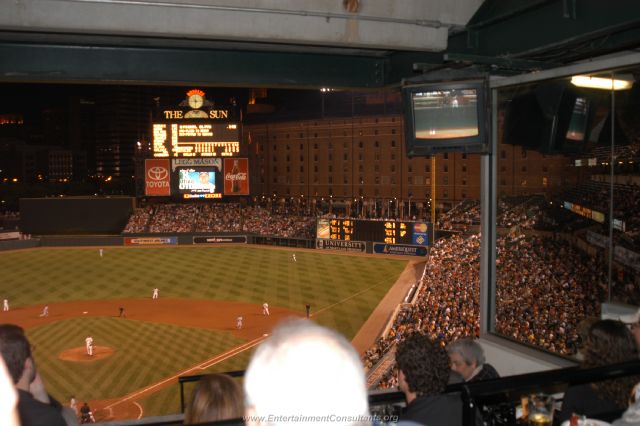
[3,298,299,340]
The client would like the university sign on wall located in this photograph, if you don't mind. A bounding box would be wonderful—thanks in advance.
[145,159,171,196]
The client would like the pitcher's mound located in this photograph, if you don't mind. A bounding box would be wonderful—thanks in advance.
[58,346,114,362]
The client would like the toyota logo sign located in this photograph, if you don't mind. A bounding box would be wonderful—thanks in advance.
[148,166,168,181]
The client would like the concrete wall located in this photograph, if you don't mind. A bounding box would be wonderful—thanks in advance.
[1,0,482,51]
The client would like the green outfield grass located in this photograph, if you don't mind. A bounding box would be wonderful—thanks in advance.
[0,245,407,417]
[27,317,244,400]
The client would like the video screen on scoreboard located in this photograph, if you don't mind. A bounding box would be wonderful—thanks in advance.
[175,167,222,198]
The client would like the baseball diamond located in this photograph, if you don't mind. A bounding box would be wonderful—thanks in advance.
[0,244,409,420]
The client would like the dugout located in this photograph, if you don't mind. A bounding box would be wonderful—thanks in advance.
[20,196,135,235]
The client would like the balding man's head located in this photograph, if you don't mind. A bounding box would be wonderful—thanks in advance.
[244,319,369,426]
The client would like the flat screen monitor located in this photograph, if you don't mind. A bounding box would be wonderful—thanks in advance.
[566,97,590,142]
[403,79,489,156]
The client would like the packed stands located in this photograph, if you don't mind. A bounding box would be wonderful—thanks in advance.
[437,199,480,230]
[365,193,640,389]
[122,206,154,233]
[123,203,316,238]
[193,204,243,233]
[148,204,198,233]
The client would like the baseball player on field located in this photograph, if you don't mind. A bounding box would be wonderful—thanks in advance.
[152,288,159,299]
[262,303,270,316]
[85,336,94,356]
[39,305,49,317]
[3,299,8,312]
[236,316,243,329]
[69,396,78,415]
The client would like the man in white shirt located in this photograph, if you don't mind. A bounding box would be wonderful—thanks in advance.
[85,336,94,356]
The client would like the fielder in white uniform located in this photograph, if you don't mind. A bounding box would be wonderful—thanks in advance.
[85,336,94,356]
[99,248,103,258]
[3,299,8,312]
[236,316,243,329]
[152,288,159,299]
[262,303,270,316]
[292,253,296,262]
[39,305,49,317]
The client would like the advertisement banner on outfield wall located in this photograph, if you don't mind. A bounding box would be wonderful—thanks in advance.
[145,159,171,196]
[124,237,178,246]
[316,239,366,252]
[373,243,428,257]
[223,158,249,195]
[193,236,247,244]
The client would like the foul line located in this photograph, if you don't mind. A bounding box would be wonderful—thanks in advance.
[312,274,398,317]
[104,335,268,410]
[134,402,143,420]
[197,337,266,369]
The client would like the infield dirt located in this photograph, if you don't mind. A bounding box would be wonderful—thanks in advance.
[5,298,299,421]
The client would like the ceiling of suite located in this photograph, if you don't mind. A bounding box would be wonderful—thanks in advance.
[1,0,640,88]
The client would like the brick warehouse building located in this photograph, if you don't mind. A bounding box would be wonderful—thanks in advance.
[245,110,574,209]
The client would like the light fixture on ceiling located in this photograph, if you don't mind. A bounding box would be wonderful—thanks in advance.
[570,74,635,90]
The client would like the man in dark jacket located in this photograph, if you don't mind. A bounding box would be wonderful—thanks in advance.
[396,333,465,426]
[0,324,67,426]
[447,338,500,382]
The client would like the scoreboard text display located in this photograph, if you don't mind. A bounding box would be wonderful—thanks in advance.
[316,219,431,246]
[153,121,240,158]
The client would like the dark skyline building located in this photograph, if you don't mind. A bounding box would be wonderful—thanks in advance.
[95,86,153,178]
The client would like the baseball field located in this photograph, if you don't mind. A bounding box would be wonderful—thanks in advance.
[0,245,409,420]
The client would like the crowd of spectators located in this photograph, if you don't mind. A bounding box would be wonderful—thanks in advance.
[365,192,640,389]
[122,206,154,233]
[242,206,316,238]
[148,204,198,233]
[495,234,602,355]
[560,181,640,245]
[437,200,480,230]
[497,196,544,229]
[364,233,481,389]
[123,203,316,238]
[193,204,243,233]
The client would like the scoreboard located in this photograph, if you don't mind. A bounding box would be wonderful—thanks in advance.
[153,121,240,158]
[317,219,431,246]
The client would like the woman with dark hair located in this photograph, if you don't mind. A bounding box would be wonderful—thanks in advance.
[184,374,244,424]
[556,319,639,424]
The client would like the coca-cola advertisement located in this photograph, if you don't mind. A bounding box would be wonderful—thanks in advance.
[145,159,171,196]
[223,158,249,195]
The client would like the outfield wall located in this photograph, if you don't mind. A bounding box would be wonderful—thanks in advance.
[31,233,315,249]
[40,235,124,247]
[6,232,430,257]
[20,197,135,235]
[0,239,40,251]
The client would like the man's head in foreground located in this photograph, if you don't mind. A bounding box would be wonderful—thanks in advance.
[396,333,450,403]
[244,319,369,426]
[0,324,34,386]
